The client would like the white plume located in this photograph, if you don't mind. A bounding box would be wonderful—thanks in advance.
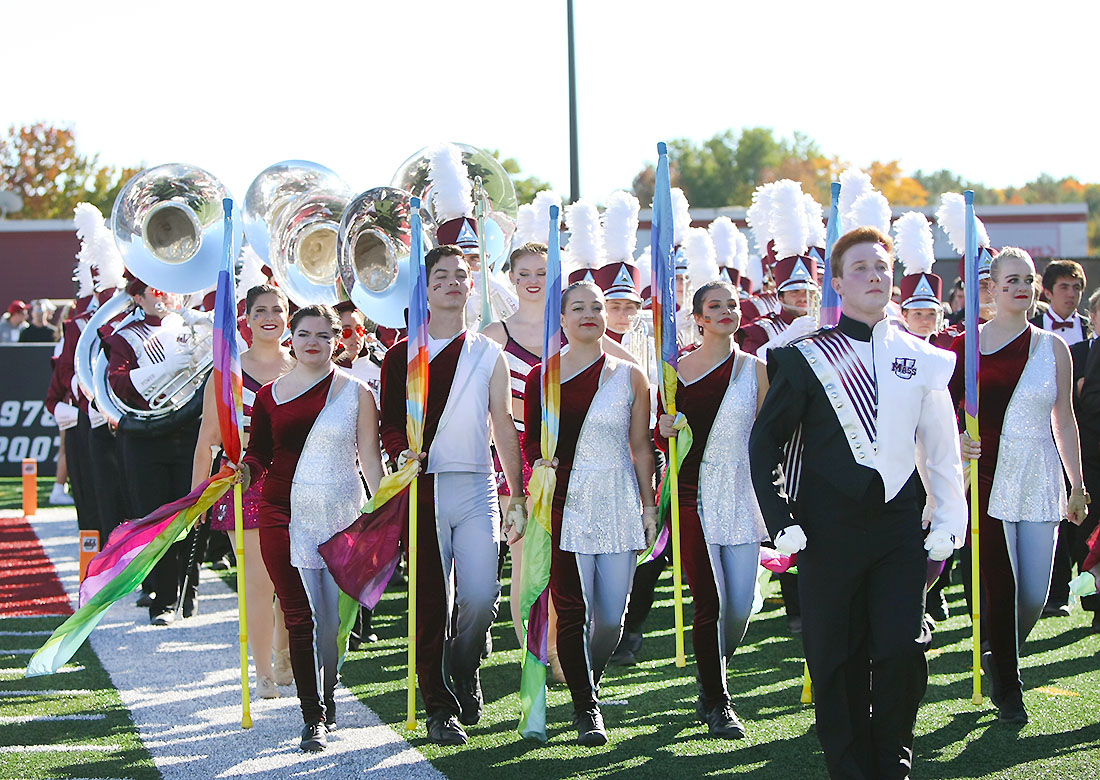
[837,168,873,231]
[72,202,125,290]
[513,204,537,246]
[601,190,639,262]
[745,182,776,255]
[237,244,269,297]
[935,192,990,254]
[803,193,827,248]
[74,259,94,297]
[892,212,936,275]
[708,217,739,269]
[844,191,892,236]
[732,230,749,274]
[769,180,809,260]
[746,253,764,289]
[682,228,719,285]
[531,190,563,245]
[564,199,604,272]
[634,245,652,287]
[426,143,473,223]
[670,187,692,246]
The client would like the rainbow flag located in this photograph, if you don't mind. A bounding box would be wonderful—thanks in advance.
[819,181,843,328]
[320,196,428,607]
[213,197,245,466]
[517,204,562,741]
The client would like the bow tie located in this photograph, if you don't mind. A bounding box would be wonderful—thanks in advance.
[1051,320,1074,331]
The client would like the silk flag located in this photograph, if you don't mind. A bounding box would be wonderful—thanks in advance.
[819,181,843,328]
[517,204,562,741]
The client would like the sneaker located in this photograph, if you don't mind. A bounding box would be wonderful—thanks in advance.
[980,651,1001,709]
[573,706,608,747]
[1042,602,1071,618]
[997,690,1028,724]
[454,670,483,726]
[256,676,280,699]
[927,591,949,622]
[150,610,174,626]
[274,649,294,686]
[426,710,468,746]
[299,721,327,751]
[49,484,74,506]
[704,703,747,740]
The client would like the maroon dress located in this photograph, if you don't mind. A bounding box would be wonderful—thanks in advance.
[211,371,265,531]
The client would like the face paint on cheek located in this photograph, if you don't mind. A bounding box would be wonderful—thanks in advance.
[1003,286,1010,292]
[432,283,443,291]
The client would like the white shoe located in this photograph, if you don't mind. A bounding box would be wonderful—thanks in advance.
[49,484,75,506]
[256,675,281,699]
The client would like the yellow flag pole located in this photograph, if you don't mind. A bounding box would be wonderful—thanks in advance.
[667,415,686,668]
[406,476,418,730]
[233,481,252,728]
[967,437,983,705]
[801,661,813,704]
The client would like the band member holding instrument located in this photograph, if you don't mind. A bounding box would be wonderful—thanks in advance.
[750,226,966,779]
[656,280,770,739]
[240,304,384,751]
[523,280,656,747]
[105,275,209,625]
[378,245,525,746]
[192,284,295,699]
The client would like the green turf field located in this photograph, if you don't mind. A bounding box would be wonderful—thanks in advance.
[0,477,54,511]
[0,616,158,780]
[340,574,1100,780]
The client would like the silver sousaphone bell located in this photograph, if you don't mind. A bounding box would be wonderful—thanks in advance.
[338,187,434,329]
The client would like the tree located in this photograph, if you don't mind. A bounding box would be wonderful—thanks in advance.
[868,160,929,206]
[0,122,138,219]
[492,151,553,206]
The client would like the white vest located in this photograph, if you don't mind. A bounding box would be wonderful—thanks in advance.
[427,331,501,474]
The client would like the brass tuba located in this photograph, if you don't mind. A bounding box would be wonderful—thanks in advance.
[243,160,350,306]
[337,187,433,328]
[88,164,237,429]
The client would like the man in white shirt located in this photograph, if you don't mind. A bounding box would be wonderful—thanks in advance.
[1032,260,1089,345]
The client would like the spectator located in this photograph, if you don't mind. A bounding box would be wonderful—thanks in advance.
[946,278,965,324]
[19,299,60,343]
[0,300,28,343]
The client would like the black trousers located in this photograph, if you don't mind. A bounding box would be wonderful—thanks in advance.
[66,413,100,535]
[119,425,200,616]
[87,421,129,540]
[797,471,928,780]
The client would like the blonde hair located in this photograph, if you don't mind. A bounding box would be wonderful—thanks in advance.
[989,247,1034,282]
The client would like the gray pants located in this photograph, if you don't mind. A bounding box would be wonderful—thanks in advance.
[434,471,501,682]
[1003,521,1060,648]
[708,541,760,663]
[577,551,636,687]
[299,565,341,711]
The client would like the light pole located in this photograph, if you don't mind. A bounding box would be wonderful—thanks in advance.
[567,0,579,203]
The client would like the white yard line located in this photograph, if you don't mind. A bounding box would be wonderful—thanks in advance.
[0,689,95,697]
[0,713,107,722]
[0,744,121,752]
[27,507,446,780]
[0,631,52,636]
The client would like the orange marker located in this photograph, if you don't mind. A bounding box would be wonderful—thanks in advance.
[22,459,37,517]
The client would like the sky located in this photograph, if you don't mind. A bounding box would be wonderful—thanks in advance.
[5,1,1099,206]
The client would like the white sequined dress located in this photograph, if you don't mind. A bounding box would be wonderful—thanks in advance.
[560,358,645,554]
[988,331,1067,523]
[290,373,368,568]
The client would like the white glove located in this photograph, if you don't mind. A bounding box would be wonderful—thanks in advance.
[178,308,214,328]
[774,525,807,556]
[761,315,817,358]
[53,401,79,431]
[642,506,659,549]
[504,496,528,538]
[924,529,956,562]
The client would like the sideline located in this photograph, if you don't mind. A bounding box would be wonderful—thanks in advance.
[24,508,447,780]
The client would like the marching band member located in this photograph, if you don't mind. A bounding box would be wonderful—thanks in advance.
[740,182,782,326]
[894,211,952,345]
[105,275,208,625]
[937,192,998,326]
[335,301,384,401]
[378,245,525,746]
[1032,260,1090,345]
[750,226,966,779]
[949,248,1088,724]
[522,280,656,747]
[656,279,770,739]
[191,284,294,699]
[239,304,384,751]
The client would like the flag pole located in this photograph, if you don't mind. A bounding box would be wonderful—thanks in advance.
[233,480,251,728]
[963,189,983,706]
[407,474,418,730]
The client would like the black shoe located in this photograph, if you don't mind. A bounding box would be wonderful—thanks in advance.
[426,710,468,745]
[997,690,1028,724]
[181,598,197,619]
[136,592,155,608]
[694,693,706,724]
[1091,613,1100,634]
[299,721,327,751]
[704,703,747,740]
[324,698,336,731]
[574,706,608,746]
[150,610,174,626]
[981,651,1001,709]
[927,591,949,622]
[1042,602,1071,618]
[210,555,233,571]
[454,671,483,726]
[609,635,637,666]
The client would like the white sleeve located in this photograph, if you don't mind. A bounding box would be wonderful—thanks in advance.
[916,386,967,544]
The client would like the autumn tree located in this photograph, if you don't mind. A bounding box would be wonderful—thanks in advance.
[0,123,139,219]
